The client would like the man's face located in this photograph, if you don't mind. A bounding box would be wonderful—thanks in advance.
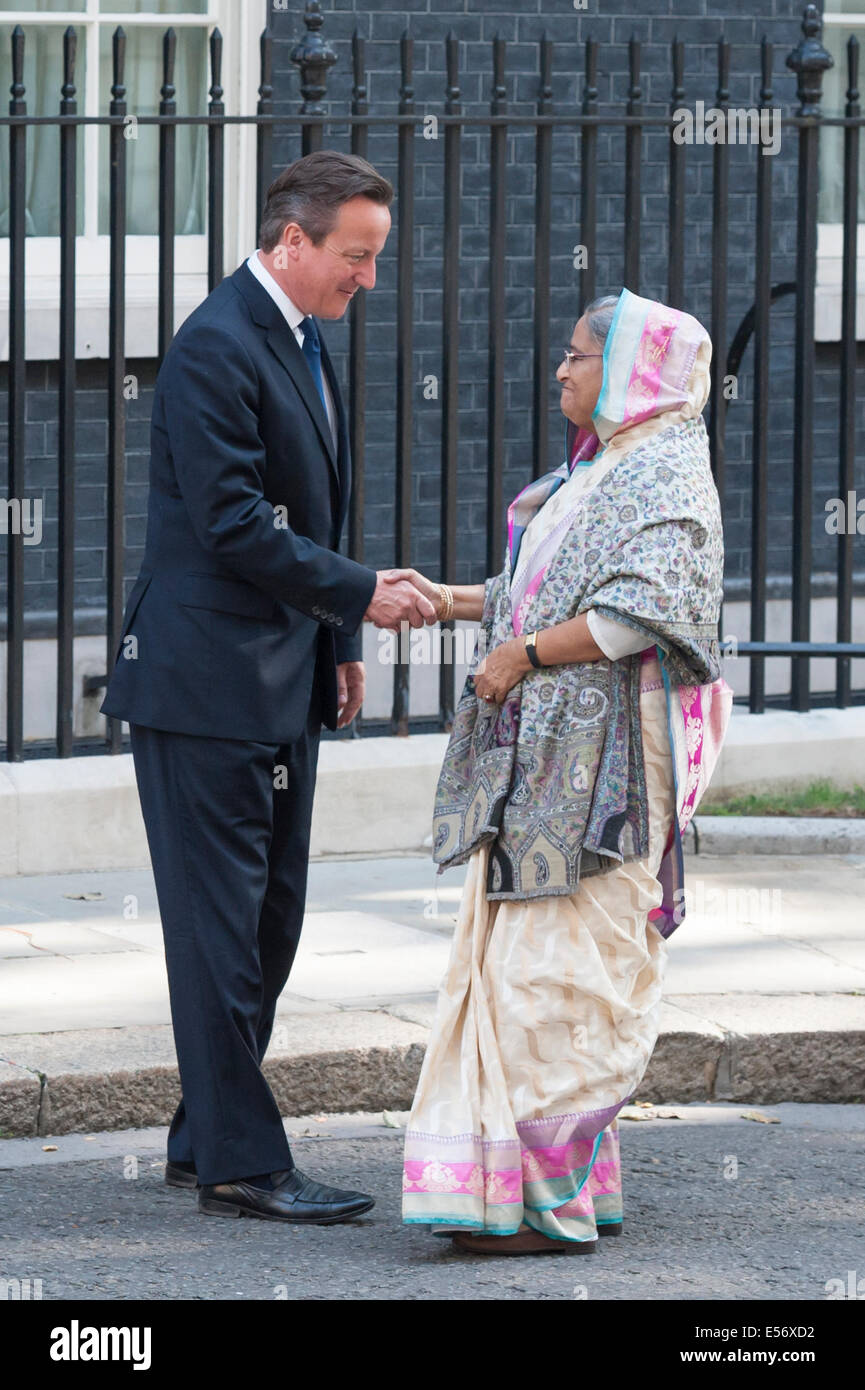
[273,196,392,319]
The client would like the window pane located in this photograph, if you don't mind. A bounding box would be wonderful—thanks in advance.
[0,24,86,236]
[4,2,78,11]
[818,23,865,222]
[98,24,208,235]
[100,1,209,12]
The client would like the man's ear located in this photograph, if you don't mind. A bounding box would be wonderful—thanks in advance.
[276,223,304,264]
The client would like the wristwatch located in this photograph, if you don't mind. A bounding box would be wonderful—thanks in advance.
[524,631,544,669]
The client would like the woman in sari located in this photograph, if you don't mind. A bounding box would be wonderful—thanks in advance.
[387,287,731,1254]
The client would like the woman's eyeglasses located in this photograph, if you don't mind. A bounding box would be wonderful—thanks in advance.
[562,347,604,367]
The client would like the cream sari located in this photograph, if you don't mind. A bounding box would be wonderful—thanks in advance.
[402,290,730,1243]
[402,654,672,1241]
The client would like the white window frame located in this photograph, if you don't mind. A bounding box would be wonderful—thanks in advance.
[0,0,267,361]
[817,10,865,340]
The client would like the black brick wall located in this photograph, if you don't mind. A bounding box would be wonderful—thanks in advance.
[262,0,865,590]
[1,0,863,628]
[0,362,156,626]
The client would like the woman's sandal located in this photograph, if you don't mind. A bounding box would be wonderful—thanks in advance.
[451,1229,597,1255]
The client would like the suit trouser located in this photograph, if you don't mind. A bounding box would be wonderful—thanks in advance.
[128,679,323,1186]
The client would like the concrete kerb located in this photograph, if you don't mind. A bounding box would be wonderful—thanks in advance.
[1,993,863,1139]
[688,817,865,856]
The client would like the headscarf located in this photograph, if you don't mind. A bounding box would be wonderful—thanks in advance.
[508,288,714,630]
[431,287,731,928]
[569,286,712,460]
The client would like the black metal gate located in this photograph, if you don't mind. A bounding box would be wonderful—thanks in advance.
[2,2,863,758]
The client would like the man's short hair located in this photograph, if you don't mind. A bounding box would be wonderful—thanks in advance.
[259,150,394,251]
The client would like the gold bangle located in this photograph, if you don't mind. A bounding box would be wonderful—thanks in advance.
[436,583,454,622]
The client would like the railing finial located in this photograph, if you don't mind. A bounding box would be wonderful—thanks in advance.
[10,24,25,111]
[786,3,833,117]
[110,26,126,112]
[290,0,337,116]
[61,26,77,107]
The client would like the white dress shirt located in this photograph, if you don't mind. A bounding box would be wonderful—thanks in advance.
[245,249,337,446]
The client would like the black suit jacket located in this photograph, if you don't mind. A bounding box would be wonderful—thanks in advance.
[100,260,378,743]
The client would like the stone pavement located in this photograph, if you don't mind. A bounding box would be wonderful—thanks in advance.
[1,849,864,1137]
[1,1105,863,1301]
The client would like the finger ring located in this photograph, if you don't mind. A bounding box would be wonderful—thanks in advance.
[483,695,493,703]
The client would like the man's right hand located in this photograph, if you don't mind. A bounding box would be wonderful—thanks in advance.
[365,571,438,633]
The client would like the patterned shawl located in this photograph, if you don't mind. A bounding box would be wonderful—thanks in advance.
[431,288,732,933]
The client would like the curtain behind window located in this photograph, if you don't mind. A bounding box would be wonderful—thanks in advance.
[0,22,207,237]
[98,24,207,236]
[819,22,865,224]
[0,24,85,237]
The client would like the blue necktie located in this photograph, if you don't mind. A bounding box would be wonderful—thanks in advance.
[298,316,327,414]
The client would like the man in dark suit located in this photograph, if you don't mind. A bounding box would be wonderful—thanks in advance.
[101,151,436,1225]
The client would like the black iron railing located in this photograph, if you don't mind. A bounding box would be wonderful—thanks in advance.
[1,2,864,759]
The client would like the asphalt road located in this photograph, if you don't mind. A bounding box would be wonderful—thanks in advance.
[1,1104,863,1302]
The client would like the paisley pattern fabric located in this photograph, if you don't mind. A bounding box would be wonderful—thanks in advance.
[405,289,732,1242]
[431,287,730,908]
[432,416,725,903]
[403,659,675,1239]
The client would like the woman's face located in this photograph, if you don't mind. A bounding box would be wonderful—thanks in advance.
[556,314,605,430]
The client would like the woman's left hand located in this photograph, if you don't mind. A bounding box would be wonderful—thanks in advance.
[473,638,531,705]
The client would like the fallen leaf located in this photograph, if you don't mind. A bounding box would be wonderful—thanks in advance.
[42,1144,58,1152]
[0,926,55,955]
[740,1110,780,1124]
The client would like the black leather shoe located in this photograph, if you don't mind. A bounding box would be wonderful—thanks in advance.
[198,1167,375,1224]
[165,1161,198,1190]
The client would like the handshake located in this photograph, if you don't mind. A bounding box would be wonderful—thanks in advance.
[363,568,444,634]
